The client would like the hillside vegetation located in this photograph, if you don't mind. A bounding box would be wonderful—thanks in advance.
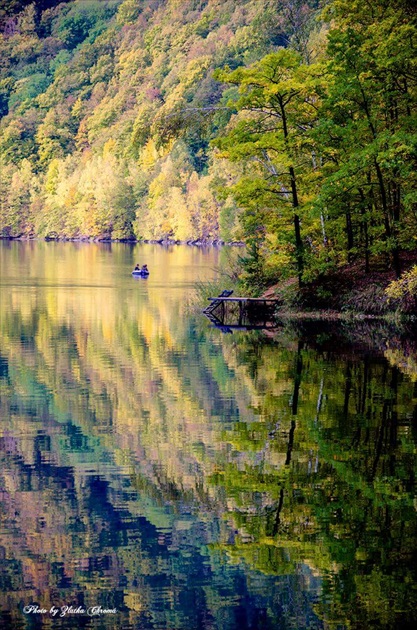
[1,0,417,300]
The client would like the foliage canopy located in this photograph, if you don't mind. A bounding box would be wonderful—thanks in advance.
[0,0,416,293]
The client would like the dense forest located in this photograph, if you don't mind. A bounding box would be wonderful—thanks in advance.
[0,0,416,297]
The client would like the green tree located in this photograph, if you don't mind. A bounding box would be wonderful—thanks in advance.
[214,50,322,287]
[316,0,417,276]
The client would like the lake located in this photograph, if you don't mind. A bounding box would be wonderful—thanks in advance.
[0,241,416,629]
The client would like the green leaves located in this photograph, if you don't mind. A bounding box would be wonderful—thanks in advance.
[211,0,417,289]
[213,49,325,286]
[0,0,416,277]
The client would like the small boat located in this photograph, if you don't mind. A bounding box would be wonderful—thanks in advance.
[131,270,149,277]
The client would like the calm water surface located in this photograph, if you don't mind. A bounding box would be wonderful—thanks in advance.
[0,241,416,630]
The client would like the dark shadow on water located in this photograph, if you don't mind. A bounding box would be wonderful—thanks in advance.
[281,318,417,359]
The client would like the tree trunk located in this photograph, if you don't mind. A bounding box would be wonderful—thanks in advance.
[280,96,304,287]
[346,207,354,262]
[289,165,304,287]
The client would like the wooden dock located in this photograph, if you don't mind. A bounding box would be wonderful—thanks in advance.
[203,291,280,329]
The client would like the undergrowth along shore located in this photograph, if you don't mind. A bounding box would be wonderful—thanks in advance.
[268,259,417,318]
[194,258,417,319]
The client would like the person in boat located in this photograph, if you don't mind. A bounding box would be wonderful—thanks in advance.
[134,263,141,271]
[141,264,148,273]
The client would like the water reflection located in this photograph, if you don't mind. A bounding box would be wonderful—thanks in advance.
[0,242,417,629]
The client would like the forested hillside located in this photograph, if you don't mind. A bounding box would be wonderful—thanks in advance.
[1,0,416,294]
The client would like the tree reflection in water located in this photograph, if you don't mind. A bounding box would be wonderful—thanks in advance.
[0,242,416,629]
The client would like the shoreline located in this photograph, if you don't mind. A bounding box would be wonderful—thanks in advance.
[3,236,415,319]
[0,235,245,247]
[274,310,407,322]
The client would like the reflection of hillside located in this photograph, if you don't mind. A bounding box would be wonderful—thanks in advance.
[2,244,299,626]
[0,304,258,499]
[0,436,235,629]
[1,243,417,628]
[211,329,417,628]
[1,248,268,505]
[282,319,417,382]
[2,279,417,506]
